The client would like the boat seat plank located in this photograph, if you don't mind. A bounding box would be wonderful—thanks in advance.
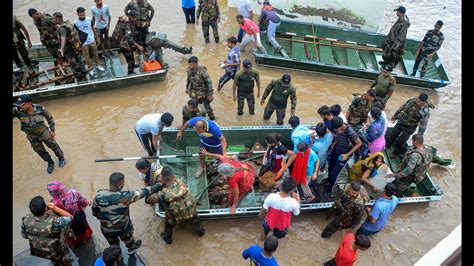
[291,36,307,60]
[373,51,384,71]
[318,40,334,64]
[186,146,209,209]
[346,49,363,69]
[401,51,416,75]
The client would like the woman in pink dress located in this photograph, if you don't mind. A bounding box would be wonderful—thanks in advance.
[366,106,387,154]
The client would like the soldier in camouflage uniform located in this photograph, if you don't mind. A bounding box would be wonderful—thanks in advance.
[53,12,88,81]
[411,20,444,78]
[28,8,60,60]
[21,195,74,265]
[124,0,155,45]
[261,74,297,125]
[321,181,364,239]
[113,10,145,75]
[13,95,65,174]
[394,134,434,196]
[147,167,205,244]
[380,6,410,68]
[346,88,376,133]
[386,93,433,159]
[196,0,220,43]
[13,16,33,68]
[92,172,162,254]
[182,98,207,127]
[186,56,216,120]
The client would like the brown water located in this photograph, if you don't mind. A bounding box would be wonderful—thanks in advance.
[13,0,461,264]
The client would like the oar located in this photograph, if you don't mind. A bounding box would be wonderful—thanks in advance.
[311,21,320,61]
[95,150,267,163]
[276,37,383,52]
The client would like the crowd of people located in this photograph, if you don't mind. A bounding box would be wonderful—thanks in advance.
[13,0,448,265]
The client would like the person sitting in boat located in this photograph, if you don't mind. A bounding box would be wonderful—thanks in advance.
[365,106,387,155]
[286,141,319,202]
[199,148,255,215]
[348,152,385,193]
[178,116,228,177]
[258,133,292,192]
[258,0,282,53]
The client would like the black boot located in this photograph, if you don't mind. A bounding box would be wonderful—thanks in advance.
[208,113,216,120]
[58,157,66,168]
[127,239,142,255]
[47,160,55,174]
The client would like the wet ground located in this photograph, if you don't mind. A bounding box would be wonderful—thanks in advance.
[13,0,461,264]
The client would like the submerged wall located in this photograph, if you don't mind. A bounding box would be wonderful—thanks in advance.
[228,0,388,32]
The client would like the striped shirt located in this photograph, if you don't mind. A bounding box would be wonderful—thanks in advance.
[334,124,358,155]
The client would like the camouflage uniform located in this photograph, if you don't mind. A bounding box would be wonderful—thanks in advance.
[21,211,73,265]
[321,189,364,239]
[382,15,410,68]
[57,20,88,80]
[186,65,215,119]
[412,29,444,77]
[262,79,297,125]
[33,13,60,59]
[13,16,32,67]
[149,177,205,243]
[347,94,374,133]
[197,0,220,43]
[182,104,207,125]
[91,183,161,250]
[386,97,433,154]
[112,16,140,74]
[13,104,64,163]
[125,1,154,45]
[394,145,434,196]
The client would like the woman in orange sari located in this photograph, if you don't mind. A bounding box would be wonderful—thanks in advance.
[200,148,255,214]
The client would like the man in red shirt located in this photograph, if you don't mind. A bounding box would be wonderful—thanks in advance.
[236,14,267,54]
[324,231,371,266]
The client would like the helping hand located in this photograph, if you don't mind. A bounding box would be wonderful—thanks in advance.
[50,131,56,139]
[28,41,32,48]
[137,45,145,53]
[230,206,236,214]
[177,131,183,141]
[199,147,209,156]
[47,202,55,210]
[207,95,214,102]
[58,48,64,57]
[341,153,349,161]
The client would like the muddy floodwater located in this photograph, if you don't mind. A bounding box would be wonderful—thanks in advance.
[13,0,461,264]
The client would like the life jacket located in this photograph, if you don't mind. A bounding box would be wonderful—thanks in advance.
[398,145,434,183]
[112,16,136,49]
[349,94,373,125]
[22,212,67,260]
[58,20,82,53]
[34,14,59,47]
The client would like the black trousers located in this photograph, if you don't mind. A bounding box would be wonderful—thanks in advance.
[385,122,418,154]
[182,6,196,24]
[135,129,157,156]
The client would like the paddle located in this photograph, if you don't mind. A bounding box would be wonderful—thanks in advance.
[95,150,267,163]
[312,21,320,61]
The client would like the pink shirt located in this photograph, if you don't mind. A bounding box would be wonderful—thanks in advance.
[240,18,260,35]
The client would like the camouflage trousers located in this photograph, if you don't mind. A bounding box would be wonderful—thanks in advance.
[382,44,403,68]
[202,21,219,43]
[45,43,60,59]
[32,248,73,266]
[321,216,349,239]
[13,42,32,67]
[348,122,364,134]
[100,222,139,250]
[26,130,64,163]
[393,176,419,197]
[120,47,136,74]
[385,122,418,154]
[136,26,149,46]
[162,213,205,243]
[63,48,87,80]
[237,92,255,115]
[412,51,431,77]
[263,101,287,125]
[190,93,214,117]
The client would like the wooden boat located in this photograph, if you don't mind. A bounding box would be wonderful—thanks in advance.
[12,32,171,102]
[253,19,450,89]
[155,125,445,219]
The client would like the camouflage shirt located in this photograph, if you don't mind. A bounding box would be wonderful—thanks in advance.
[332,190,363,229]
[197,0,220,22]
[394,97,433,135]
[13,104,56,135]
[156,177,198,224]
[421,29,444,54]
[92,183,161,229]
[186,65,214,97]
[13,16,26,45]
[262,79,297,113]
[125,1,153,27]
[21,212,72,261]
[384,15,410,51]
[112,16,138,49]
[33,14,59,47]
[348,95,373,125]
[182,104,207,124]
[397,145,434,182]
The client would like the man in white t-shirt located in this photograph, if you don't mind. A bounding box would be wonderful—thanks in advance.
[237,0,253,43]
[259,177,300,240]
[135,113,174,156]
[74,7,104,74]
[91,0,113,57]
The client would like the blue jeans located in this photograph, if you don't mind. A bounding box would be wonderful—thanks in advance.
[267,20,281,49]
[356,226,379,236]
[327,151,347,192]
[237,28,244,43]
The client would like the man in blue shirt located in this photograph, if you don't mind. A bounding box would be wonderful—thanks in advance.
[217,36,240,91]
[94,245,122,266]
[242,235,278,266]
[177,116,227,177]
[310,122,333,170]
[182,0,196,24]
[289,116,311,152]
[357,183,398,236]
